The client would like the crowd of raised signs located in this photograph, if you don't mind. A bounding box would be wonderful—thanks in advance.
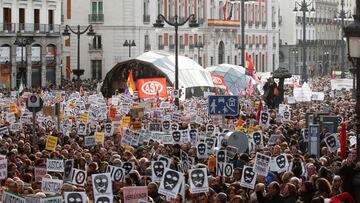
[0,77,358,203]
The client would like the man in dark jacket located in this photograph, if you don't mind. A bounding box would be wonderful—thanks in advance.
[257,181,284,203]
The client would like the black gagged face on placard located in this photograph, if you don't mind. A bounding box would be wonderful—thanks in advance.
[326,136,336,148]
[261,113,268,124]
[276,155,286,168]
[207,125,214,133]
[283,111,290,119]
[163,170,180,190]
[190,169,205,187]
[253,132,262,145]
[162,121,170,130]
[67,193,83,203]
[217,151,226,163]
[153,161,165,177]
[96,196,110,203]
[94,174,109,194]
[64,160,73,178]
[206,138,215,150]
[244,167,255,183]
[105,123,112,133]
[197,143,206,155]
[172,131,181,142]
[122,162,133,175]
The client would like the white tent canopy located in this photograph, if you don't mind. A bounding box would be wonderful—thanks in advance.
[136,51,214,89]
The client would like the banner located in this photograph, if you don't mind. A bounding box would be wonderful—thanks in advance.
[46,159,64,172]
[211,74,225,86]
[0,159,7,180]
[137,78,168,99]
[41,178,63,194]
[45,135,58,151]
[122,186,148,203]
[2,190,25,203]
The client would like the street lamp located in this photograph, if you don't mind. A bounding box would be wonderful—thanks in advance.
[323,51,330,76]
[293,0,315,82]
[123,40,136,58]
[153,14,199,107]
[334,0,352,78]
[14,33,34,88]
[194,42,203,65]
[344,0,360,162]
[62,25,95,88]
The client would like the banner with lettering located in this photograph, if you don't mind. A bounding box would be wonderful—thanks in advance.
[137,78,168,99]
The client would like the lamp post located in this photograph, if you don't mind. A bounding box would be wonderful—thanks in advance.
[194,42,203,66]
[344,0,360,164]
[153,14,199,107]
[123,40,136,58]
[14,34,34,88]
[293,0,315,83]
[324,51,330,76]
[62,25,95,88]
[335,0,352,78]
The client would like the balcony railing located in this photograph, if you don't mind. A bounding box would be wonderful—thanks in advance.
[89,43,102,50]
[255,21,260,27]
[256,44,260,48]
[158,44,164,50]
[262,21,267,27]
[179,44,185,50]
[169,44,175,50]
[145,44,151,51]
[189,44,194,50]
[88,14,104,23]
[143,15,150,23]
[272,22,276,28]
[0,23,61,34]
[248,44,253,48]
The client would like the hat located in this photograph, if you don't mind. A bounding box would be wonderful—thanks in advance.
[136,146,144,152]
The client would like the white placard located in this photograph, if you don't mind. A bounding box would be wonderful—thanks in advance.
[64,192,87,203]
[0,159,7,180]
[324,133,340,153]
[107,165,125,182]
[70,168,87,186]
[196,142,208,159]
[41,178,63,194]
[92,173,112,197]
[158,168,184,199]
[46,159,64,172]
[151,161,166,182]
[216,162,234,177]
[240,166,257,189]
[189,168,209,194]
[254,153,271,177]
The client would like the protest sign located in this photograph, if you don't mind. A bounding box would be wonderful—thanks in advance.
[0,159,7,180]
[77,122,87,136]
[6,112,16,123]
[41,196,63,203]
[64,192,87,203]
[331,79,353,90]
[46,159,64,172]
[196,142,208,159]
[151,161,166,182]
[64,159,74,182]
[104,123,114,136]
[259,112,270,128]
[95,132,105,144]
[10,122,22,132]
[0,126,9,136]
[1,190,25,203]
[92,173,112,197]
[216,162,234,178]
[157,155,171,168]
[324,134,340,153]
[41,178,63,194]
[35,167,47,182]
[122,186,148,203]
[189,168,209,194]
[158,168,184,199]
[216,150,227,163]
[94,196,113,203]
[137,77,168,99]
[240,166,257,189]
[273,153,289,173]
[162,134,175,145]
[122,162,135,176]
[254,153,271,177]
[84,135,96,147]
[45,135,58,151]
[107,165,125,182]
[70,168,87,186]
[312,92,325,101]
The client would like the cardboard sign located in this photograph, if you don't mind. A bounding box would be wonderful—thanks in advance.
[64,192,87,203]
[9,103,17,113]
[216,162,234,177]
[122,186,148,203]
[80,113,89,123]
[45,135,58,151]
[324,133,340,153]
[259,112,270,128]
[189,168,209,194]
[77,122,87,136]
[46,159,64,172]
[0,159,7,180]
[95,132,105,144]
[196,142,208,159]
[158,168,184,198]
[157,155,171,168]
[92,173,112,197]
[2,190,25,203]
[240,166,257,189]
[64,159,74,182]
[6,112,16,123]
[41,196,63,203]
[70,169,87,186]
[41,178,63,194]
[107,165,125,182]
[35,167,47,182]
[137,77,168,99]
[10,122,22,132]
[151,161,166,182]
[254,153,271,177]
[84,135,96,147]
[0,126,9,136]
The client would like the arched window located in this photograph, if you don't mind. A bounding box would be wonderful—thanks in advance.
[218,41,224,64]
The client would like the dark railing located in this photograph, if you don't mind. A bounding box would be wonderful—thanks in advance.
[145,44,151,51]
[89,43,102,50]
[169,44,175,50]
[0,23,61,34]
[179,44,185,50]
[143,15,150,23]
[198,18,204,25]
[158,44,164,50]
[262,21,267,27]
[272,22,276,28]
[88,14,104,23]
[189,44,194,49]
[255,21,260,27]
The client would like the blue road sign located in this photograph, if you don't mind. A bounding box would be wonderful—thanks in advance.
[208,96,239,116]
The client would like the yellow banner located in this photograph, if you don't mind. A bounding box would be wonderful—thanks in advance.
[122,116,131,125]
[80,113,89,123]
[95,132,104,144]
[45,135,58,151]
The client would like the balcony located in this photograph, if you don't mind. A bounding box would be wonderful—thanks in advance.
[272,22,276,28]
[248,44,253,48]
[88,14,104,23]
[145,44,151,51]
[143,15,150,23]
[248,21,253,27]
[89,43,102,51]
[179,44,185,50]
[189,44,194,50]
[169,44,175,51]
[198,18,204,25]
[255,21,260,27]
[0,23,61,35]
[256,44,260,49]
[262,21,267,27]
[158,44,164,50]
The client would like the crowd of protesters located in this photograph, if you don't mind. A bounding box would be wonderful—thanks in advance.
[0,77,358,203]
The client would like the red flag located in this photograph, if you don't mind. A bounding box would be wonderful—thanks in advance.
[80,86,84,97]
[340,122,347,159]
[246,53,254,76]
[332,71,337,79]
[255,100,263,124]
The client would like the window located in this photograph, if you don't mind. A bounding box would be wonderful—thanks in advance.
[91,1,103,14]
[210,0,214,19]
[34,9,40,30]
[179,0,183,17]
[92,35,102,49]
[158,35,163,49]
[219,1,223,19]
[211,57,214,65]
[19,8,25,30]
[197,0,202,20]
[169,0,173,20]
[48,10,54,30]
[189,36,193,45]
[91,60,102,80]
[144,0,149,18]
[227,56,230,64]
[234,56,237,65]
[158,0,163,15]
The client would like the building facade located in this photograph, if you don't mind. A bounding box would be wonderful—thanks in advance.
[62,0,279,81]
[279,0,355,77]
[0,0,62,89]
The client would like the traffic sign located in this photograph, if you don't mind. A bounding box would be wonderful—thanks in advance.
[26,94,43,113]
[208,96,239,116]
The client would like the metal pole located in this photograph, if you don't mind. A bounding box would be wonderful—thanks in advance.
[341,0,346,78]
[175,19,179,107]
[32,109,36,148]
[77,25,81,89]
[21,42,23,86]
[129,45,131,58]
[241,0,245,67]
[302,2,307,82]
[356,59,360,161]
